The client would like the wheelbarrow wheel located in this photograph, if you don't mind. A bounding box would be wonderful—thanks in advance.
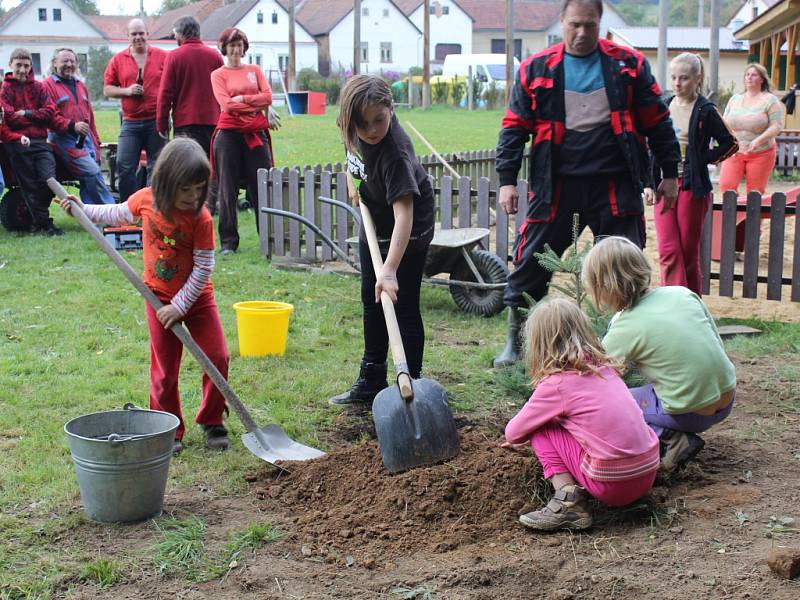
[0,188,34,232]
[449,249,508,317]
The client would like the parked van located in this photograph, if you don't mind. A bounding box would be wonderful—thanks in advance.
[441,53,520,89]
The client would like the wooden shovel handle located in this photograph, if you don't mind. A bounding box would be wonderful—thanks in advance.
[46,178,260,433]
[347,173,414,401]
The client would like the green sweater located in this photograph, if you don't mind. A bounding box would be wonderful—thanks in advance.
[602,287,736,415]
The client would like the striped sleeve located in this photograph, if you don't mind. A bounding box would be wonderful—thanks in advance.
[82,202,134,226]
[170,249,215,316]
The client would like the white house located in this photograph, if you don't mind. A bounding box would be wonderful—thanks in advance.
[295,0,423,76]
[728,0,782,31]
[395,0,473,63]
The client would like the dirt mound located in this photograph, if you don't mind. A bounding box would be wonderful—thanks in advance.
[254,429,543,560]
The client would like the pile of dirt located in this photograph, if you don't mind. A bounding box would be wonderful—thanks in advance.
[253,429,543,560]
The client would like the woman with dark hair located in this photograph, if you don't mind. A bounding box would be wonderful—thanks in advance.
[718,63,784,194]
[210,27,273,254]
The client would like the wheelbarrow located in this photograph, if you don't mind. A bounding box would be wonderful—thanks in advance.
[260,196,509,316]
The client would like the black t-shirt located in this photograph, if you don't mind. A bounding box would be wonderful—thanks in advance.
[346,114,434,253]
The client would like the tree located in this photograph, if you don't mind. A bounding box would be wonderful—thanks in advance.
[86,45,114,102]
[157,0,194,14]
[68,0,100,15]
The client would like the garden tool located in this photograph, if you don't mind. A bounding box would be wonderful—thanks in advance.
[47,178,325,467]
[346,173,460,473]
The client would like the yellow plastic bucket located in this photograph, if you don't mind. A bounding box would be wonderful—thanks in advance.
[232,301,294,357]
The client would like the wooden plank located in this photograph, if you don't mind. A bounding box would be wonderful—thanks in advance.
[496,189,509,261]
[700,195,713,295]
[759,39,767,68]
[288,170,301,257]
[458,176,472,228]
[271,168,285,256]
[477,177,491,233]
[440,175,453,229]
[771,32,781,87]
[304,169,317,260]
[718,191,738,297]
[257,168,270,257]
[793,199,800,301]
[320,171,333,261]
[741,191,762,298]
[718,325,762,338]
[767,192,786,300]
[516,179,529,235]
[334,171,350,254]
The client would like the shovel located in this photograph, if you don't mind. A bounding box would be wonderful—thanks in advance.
[47,179,325,466]
[348,174,460,473]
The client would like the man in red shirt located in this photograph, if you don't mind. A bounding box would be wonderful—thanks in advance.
[156,16,223,157]
[103,18,168,203]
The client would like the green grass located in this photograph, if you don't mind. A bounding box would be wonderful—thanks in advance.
[93,105,506,168]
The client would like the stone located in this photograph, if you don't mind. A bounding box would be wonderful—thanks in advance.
[767,548,800,579]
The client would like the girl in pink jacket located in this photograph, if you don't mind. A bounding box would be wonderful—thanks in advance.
[505,298,659,532]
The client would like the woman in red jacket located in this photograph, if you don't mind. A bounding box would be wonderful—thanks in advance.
[210,27,272,254]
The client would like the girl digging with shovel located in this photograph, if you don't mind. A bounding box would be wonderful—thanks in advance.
[329,75,435,406]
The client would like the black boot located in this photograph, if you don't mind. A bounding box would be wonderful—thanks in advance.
[329,361,388,405]
[493,307,523,368]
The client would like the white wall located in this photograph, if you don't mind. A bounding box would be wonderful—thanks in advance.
[544,2,630,48]
[329,0,422,73]
[408,0,472,61]
[0,0,103,37]
[235,0,315,44]
[728,0,770,29]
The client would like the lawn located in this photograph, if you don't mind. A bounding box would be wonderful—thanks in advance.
[2,107,799,598]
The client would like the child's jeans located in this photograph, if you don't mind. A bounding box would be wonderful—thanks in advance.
[532,424,656,507]
[145,289,229,440]
[654,182,710,295]
[718,146,776,194]
[629,384,735,437]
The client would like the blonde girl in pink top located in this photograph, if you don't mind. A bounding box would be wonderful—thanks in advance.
[504,298,659,532]
[718,63,784,194]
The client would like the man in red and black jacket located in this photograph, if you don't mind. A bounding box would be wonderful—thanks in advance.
[493,0,681,367]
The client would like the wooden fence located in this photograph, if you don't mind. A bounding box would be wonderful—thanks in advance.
[257,168,799,302]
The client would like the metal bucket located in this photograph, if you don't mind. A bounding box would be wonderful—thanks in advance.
[64,404,179,523]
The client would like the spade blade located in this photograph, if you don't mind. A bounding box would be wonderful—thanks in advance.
[242,425,326,465]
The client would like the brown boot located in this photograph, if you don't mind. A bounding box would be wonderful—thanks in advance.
[519,484,593,531]
[203,425,230,450]
[660,429,705,473]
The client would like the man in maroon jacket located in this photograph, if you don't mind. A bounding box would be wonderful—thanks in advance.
[156,16,223,155]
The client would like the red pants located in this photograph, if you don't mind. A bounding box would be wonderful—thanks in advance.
[145,290,229,440]
[654,184,711,295]
[532,424,656,507]
[718,146,776,194]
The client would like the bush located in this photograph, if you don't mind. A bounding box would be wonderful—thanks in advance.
[297,68,343,105]
[382,70,402,83]
[452,76,466,107]
[296,68,320,91]
[432,79,449,104]
[483,81,503,110]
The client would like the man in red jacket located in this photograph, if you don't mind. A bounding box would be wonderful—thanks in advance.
[157,16,223,155]
[1,48,61,235]
[44,48,114,205]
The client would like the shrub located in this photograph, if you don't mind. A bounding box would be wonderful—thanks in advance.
[483,81,503,110]
[296,68,320,91]
[452,76,467,107]
[382,70,402,83]
[432,79,449,104]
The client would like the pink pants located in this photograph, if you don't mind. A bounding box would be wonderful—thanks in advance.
[532,424,656,507]
[654,182,711,295]
[145,290,229,440]
[718,146,776,194]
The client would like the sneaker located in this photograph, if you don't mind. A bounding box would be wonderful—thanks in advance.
[660,429,705,473]
[172,439,184,454]
[203,424,230,450]
[518,484,593,531]
[219,248,236,256]
[46,225,65,237]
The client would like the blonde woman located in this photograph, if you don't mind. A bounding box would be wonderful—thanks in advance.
[719,63,784,193]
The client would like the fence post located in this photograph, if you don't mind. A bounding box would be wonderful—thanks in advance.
[742,191,762,298]
[458,176,471,228]
[320,171,333,261]
[304,168,317,260]
[718,191,738,297]
[288,169,301,257]
[440,175,453,229]
[257,168,270,258]
[767,192,787,300]
[700,196,712,295]
[271,168,285,256]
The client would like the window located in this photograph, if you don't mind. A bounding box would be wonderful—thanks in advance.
[380,42,392,63]
[362,8,369,16]
[272,11,278,24]
[491,38,522,60]
[429,3,449,15]
[77,53,88,75]
[383,9,389,17]
[752,7,759,20]
[360,42,368,62]
[254,54,262,67]
[53,8,62,21]
[278,54,288,71]
[31,53,41,75]
[38,8,47,21]
[257,11,263,24]
[547,34,562,46]
[435,43,461,61]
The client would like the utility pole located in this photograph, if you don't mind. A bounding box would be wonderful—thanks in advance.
[423,1,431,108]
[505,0,514,105]
[657,0,669,91]
[353,0,361,75]
[139,0,145,17]
[288,0,296,90]
[709,0,721,103]
[698,0,704,27]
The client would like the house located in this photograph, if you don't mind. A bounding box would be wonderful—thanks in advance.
[292,0,423,76]
[394,0,474,63]
[607,26,749,92]
[457,0,627,59]
[728,0,782,30]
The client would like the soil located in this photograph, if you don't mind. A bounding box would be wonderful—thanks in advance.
[59,350,800,599]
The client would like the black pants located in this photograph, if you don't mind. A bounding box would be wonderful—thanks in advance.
[212,129,270,251]
[7,139,56,229]
[360,241,428,378]
[175,124,218,211]
[504,173,646,307]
